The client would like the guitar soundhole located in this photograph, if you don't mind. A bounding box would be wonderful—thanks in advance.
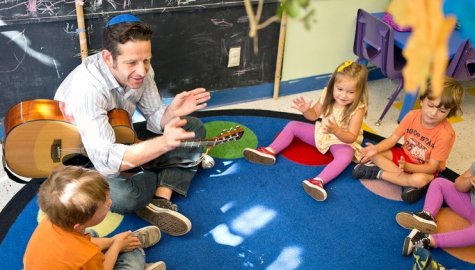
[50,139,62,163]
[62,154,92,168]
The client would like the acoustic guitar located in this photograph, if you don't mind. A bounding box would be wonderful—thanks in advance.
[2,99,244,179]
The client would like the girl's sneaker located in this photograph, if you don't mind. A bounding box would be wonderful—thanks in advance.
[243,147,276,165]
[396,211,437,234]
[302,179,327,201]
[403,229,431,256]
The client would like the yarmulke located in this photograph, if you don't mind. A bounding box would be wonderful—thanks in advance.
[105,14,141,27]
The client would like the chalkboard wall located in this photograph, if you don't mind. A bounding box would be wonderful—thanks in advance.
[0,0,280,116]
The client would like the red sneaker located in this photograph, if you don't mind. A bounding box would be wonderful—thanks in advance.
[302,179,327,201]
[243,147,276,165]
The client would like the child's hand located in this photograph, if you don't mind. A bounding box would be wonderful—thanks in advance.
[360,142,378,163]
[322,116,339,135]
[291,96,312,113]
[398,156,406,171]
[112,231,142,252]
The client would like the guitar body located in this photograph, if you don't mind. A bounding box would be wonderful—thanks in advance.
[107,108,136,144]
[2,99,135,178]
[4,120,82,178]
[2,99,244,179]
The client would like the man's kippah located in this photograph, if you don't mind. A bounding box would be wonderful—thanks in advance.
[105,14,141,27]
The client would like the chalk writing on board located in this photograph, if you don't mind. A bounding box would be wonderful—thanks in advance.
[0,0,262,24]
[0,0,280,120]
[0,20,58,73]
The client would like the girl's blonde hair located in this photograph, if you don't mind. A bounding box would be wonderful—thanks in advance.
[321,61,369,123]
[38,166,110,230]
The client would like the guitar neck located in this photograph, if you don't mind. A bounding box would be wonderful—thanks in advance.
[178,126,244,148]
[180,139,217,148]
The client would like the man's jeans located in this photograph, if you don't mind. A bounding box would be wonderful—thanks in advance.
[108,116,205,214]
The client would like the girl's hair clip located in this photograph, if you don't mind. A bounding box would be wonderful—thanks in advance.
[337,61,353,72]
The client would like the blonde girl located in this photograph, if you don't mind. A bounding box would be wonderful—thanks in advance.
[243,61,369,201]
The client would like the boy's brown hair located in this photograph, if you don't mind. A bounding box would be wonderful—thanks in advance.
[38,166,110,230]
[420,77,464,118]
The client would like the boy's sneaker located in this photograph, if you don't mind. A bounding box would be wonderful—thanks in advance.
[302,179,327,201]
[135,198,192,236]
[352,163,381,179]
[146,261,166,270]
[243,147,276,165]
[396,211,437,234]
[401,186,428,204]
[84,228,99,237]
[403,229,431,256]
[413,248,446,270]
[133,225,161,248]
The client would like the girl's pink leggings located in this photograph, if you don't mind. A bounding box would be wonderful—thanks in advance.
[269,121,354,184]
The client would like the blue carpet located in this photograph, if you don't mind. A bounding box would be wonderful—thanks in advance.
[0,110,471,269]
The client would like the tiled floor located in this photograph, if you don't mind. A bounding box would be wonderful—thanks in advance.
[1,78,474,212]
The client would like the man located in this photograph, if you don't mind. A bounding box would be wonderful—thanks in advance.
[55,14,211,236]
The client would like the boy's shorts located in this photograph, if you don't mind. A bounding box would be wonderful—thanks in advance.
[391,147,414,167]
[391,147,438,177]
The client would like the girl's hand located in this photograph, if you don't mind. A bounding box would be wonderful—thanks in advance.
[291,96,312,113]
[360,142,378,163]
[322,116,339,135]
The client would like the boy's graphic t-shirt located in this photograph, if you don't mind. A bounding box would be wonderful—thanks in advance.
[394,109,455,171]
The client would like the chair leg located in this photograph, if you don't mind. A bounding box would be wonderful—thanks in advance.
[356,57,368,66]
[375,79,404,126]
[397,89,419,123]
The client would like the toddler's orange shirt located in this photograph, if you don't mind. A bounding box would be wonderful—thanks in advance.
[24,218,104,270]
[394,109,455,171]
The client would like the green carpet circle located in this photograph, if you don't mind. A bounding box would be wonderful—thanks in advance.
[204,121,257,159]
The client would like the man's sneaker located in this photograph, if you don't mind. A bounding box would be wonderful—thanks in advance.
[413,248,446,270]
[352,163,381,179]
[396,211,437,234]
[243,147,276,165]
[401,186,428,204]
[135,198,192,236]
[133,225,161,248]
[403,229,431,256]
[146,261,166,270]
[302,179,327,201]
